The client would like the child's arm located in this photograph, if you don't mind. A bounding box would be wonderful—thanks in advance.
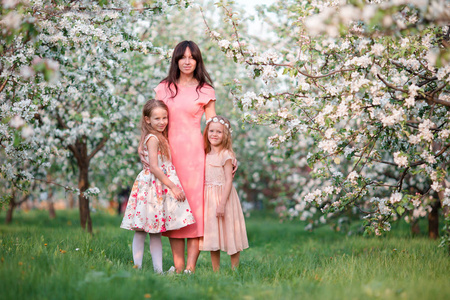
[147,137,185,201]
[217,159,233,218]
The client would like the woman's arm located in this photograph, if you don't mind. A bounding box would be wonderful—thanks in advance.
[147,137,185,201]
[204,100,216,120]
[216,159,233,217]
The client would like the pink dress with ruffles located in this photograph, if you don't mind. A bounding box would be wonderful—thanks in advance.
[199,150,249,255]
[154,82,215,238]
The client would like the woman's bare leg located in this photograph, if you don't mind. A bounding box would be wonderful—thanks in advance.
[185,237,200,272]
[169,238,185,273]
[210,250,220,272]
[230,252,240,270]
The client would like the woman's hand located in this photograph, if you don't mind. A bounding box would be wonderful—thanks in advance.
[232,158,238,177]
[139,150,151,170]
[216,203,225,218]
[171,186,186,202]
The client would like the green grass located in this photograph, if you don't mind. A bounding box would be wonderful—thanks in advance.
[1,210,449,300]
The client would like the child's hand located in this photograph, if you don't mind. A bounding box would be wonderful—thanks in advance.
[216,204,225,218]
[171,186,186,202]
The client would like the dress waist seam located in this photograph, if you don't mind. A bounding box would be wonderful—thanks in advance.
[205,182,224,187]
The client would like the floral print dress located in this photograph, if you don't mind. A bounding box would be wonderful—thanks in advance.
[120,134,195,233]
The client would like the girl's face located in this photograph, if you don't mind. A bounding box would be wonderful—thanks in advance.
[145,107,168,133]
[207,122,225,148]
[178,47,197,76]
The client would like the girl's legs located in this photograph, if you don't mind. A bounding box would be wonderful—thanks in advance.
[186,237,200,272]
[169,238,185,273]
[149,233,163,273]
[230,252,240,270]
[132,231,147,269]
[210,250,220,272]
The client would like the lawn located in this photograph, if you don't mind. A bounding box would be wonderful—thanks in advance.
[1,209,449,300]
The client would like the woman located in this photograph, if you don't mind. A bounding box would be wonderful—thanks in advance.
[154,40,216,273]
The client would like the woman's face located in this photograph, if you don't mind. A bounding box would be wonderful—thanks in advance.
[178,47,197,76]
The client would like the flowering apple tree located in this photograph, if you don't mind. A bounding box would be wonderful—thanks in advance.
[205,0,450,248]
[0,0,191,231]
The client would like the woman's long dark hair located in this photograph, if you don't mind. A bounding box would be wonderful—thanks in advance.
[161,40,214,98]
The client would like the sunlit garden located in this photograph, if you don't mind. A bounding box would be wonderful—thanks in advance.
[1,0,450,299]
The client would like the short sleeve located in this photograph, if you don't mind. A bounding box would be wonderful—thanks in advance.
[199,84,216,106]
[220,150,234,166]
[154,82,170,102]
[143,134,158,148]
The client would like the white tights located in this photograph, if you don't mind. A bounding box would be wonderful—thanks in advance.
[132,231,163,273]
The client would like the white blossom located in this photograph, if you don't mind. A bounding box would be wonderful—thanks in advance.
[9,115,25,128]
[318,139,337,154]
[389,192,402,204]
[393,152,408,167]
[347,171,358,183]
[1,11,22,29]
[218,39,231,49]
[371,43,385,56]
[431,182,442,192]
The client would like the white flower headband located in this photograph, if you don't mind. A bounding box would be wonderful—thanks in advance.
[206,117,233,134]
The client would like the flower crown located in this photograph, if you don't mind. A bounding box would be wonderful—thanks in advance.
[206,117,233,134]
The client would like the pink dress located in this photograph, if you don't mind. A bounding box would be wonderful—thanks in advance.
[199,150,249,255]
[120,134,195,233]
[154,82,216,238]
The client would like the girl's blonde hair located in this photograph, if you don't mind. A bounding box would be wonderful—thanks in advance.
[203,115,235,156]
[138,99,171,160]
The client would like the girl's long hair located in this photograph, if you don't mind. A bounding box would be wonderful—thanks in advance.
[203,115,234,157]
[138,99,171,160]
[161,40,214,99]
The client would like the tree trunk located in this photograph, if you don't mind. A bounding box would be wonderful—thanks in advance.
[5,188,29,224]
[48,201,56,219]
[67,192,75,209]
[411,220,420,235]
[66,134,106,233]
[428,199,440,239]
[5,192,15,224]
[437,180,449,253]
[47,184,56,219]
[77,140,92,233]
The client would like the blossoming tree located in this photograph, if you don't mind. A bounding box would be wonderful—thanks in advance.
[206,0,450,249]
[0,0,191,232]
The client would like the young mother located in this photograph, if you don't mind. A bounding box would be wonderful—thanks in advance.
[154,41,216,273]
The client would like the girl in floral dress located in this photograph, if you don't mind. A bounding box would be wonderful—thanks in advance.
[120,99,195,273]
[199,116,248,271]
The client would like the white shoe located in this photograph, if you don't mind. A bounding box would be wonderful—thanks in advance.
[166,266,176,274]
[183,269,193,275]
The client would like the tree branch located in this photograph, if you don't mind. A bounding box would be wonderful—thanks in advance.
[398,167,410,192]
[377,74,408,93]
[354,155,398,166]
[424,96,450,107]
[0,77,8,94]
[406,123,441,132]
[87,135,109,162]
[33,178,75,191]
[55,112,81,162]
[409,142,450,167]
